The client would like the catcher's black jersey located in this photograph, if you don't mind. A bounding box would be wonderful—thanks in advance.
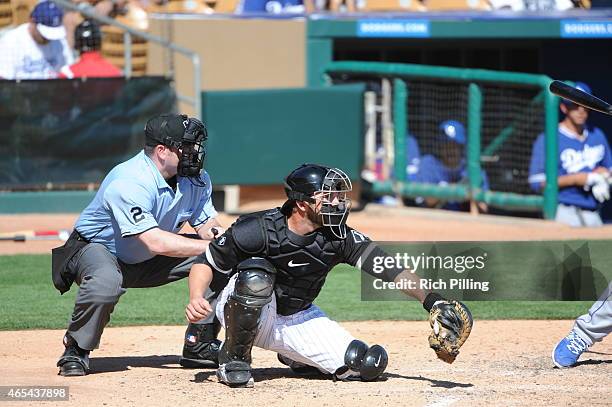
[195,208,402,315]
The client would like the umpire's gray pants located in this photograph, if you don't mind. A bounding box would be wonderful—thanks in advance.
[574,280,612,346]
[65,243,224,350]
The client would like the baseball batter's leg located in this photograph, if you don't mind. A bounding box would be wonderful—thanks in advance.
[553,281,612,368]
[59,243,126,376]
[217,258,276,387]
[574,280,612,343]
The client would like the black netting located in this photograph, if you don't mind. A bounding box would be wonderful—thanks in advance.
[479,84,544,195]
[330,72,545,196]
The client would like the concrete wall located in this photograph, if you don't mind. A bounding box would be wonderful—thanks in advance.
[147,16,306,116]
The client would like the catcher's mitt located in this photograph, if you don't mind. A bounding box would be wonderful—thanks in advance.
[428,300,473,364]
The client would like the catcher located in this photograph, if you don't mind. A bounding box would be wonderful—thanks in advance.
[186,164,473,387]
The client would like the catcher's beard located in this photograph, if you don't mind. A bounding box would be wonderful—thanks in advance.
[304,204,323,228]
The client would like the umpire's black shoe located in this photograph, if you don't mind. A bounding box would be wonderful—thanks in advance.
[57,337,90,377]
[179,322,221,368]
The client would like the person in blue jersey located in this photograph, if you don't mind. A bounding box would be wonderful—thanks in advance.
[52,114,225,376]
[405,134,421,179]
[528,82,612,227]
[409,120,489,212]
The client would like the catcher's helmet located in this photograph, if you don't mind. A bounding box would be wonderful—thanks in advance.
[283,164,352,239]
[74,19,102,53]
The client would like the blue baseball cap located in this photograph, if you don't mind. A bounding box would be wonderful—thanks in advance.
[31,1,66,41]
[439,120,466,145]
[561,81,592,106]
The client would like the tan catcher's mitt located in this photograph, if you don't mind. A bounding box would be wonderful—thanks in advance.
[428,300,473,364]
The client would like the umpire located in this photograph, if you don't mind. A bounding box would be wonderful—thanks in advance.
[52,114,224,376]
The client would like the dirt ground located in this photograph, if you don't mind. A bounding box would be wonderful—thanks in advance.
[0,322,610,407]
[0,205,611,406]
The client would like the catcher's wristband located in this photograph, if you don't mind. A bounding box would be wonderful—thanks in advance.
[423,292,445,312]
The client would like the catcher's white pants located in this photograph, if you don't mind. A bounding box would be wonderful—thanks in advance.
[216,274,356,374]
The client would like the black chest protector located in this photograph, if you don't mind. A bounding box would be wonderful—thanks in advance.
[232,209,344,316]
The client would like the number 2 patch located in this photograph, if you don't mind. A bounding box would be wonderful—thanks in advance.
[131,207,145,223]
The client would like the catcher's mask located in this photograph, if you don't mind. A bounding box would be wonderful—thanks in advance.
[283,164,352,239]
[144,114,208,187]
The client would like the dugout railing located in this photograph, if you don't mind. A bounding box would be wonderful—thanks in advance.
[325,61,559,219]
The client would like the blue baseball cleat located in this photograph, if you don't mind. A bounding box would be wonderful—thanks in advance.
[552,330,589,368]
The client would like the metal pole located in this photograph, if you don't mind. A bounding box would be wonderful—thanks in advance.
[193,54,202,119]
[52,0,202,118]
[543,87,559,219]
[123,31,132,79]
[467,83,483,214]
[393,78,407,185]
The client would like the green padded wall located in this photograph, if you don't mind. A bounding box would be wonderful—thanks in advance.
[201,84,365,185]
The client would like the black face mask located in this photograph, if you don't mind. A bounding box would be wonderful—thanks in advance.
[178,118,206,177]
[177,118,207,187]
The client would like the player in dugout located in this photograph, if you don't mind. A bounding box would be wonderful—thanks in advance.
[409,120,489,213]
[529,81,612,227]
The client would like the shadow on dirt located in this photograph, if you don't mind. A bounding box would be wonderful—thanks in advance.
[574,358,612,367]
[385,373,474,388]
[192,367,335,384]
[90,355,181,373]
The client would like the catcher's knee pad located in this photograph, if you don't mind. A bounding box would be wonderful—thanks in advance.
[232,257,276,306]
[220,258,276,365]
[343,339,388,381]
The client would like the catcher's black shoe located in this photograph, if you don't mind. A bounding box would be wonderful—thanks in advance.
[277,354,329,377]
[179,322,221,368]
[57,337,90,377]
[216,361,254,388]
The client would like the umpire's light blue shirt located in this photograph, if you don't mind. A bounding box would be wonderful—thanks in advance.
[75,151,217,264]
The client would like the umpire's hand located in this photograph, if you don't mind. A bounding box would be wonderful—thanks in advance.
[186,298,213,323]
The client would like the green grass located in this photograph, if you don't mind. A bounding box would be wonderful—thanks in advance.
[0,254,592,330]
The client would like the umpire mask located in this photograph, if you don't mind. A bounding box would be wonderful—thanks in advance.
[178,117,207,183]
[145,114,208,186]
[284,164,352,239]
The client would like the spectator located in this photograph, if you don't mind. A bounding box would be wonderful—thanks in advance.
[410,120,489,212]
[529,82,612,227]
[59,19,122,79]
[237,0,306,13]
[63,0,129,49]
[0,1,74,80]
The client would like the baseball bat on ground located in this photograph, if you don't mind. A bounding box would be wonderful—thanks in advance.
[549,80,612,116]
[0,229,71,242]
